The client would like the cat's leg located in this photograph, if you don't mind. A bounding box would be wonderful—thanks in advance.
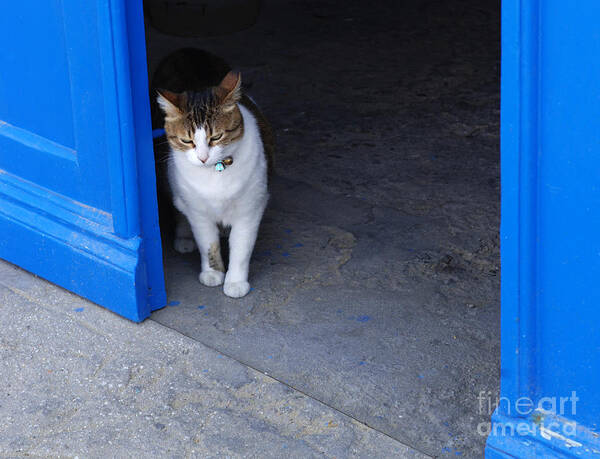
[173,210,197,253]
[187,215,226,287]
[224,216,262,298]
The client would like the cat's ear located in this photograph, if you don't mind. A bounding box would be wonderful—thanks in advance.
[157,89,184,121]
[217,71,242,108]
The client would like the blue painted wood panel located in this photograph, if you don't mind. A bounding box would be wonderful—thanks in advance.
[0,1,112,211]
[487,0,600,456]
[537,1,600,431]
[0,0,166,321]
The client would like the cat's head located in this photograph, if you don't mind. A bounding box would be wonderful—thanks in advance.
[157,71,244,167]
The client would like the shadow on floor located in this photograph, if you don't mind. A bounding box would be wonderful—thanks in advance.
[148,0,500,456]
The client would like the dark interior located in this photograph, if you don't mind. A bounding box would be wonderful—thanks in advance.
[144,0,500,455]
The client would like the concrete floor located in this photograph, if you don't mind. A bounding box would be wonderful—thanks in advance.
[0,260,426,458]
[148,0,500,457]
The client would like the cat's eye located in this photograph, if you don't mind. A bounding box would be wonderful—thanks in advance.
[210,133,223,142]
[180,138,194,144]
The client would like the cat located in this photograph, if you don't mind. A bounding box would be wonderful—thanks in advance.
[153,48,273,298]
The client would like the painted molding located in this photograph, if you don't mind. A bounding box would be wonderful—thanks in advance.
[97,0,141,238]
[123,0,167,312]
[0,170,149,322]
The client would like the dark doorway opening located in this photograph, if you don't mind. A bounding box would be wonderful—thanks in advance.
[144,0,500,455]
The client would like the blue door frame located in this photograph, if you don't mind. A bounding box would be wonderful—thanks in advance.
[486,0,600,457]
[0,1,598,453]
[0,1,166,321]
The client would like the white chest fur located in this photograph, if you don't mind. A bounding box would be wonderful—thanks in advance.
[168,105,269,226]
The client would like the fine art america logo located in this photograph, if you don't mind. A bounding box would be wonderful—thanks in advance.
[477,391,580,442]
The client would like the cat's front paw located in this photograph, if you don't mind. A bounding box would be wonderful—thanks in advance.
[223,281,251,298]
[174,237,196,253]
[199,270,225,287]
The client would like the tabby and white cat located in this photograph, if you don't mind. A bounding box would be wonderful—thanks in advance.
[155,50,272,298]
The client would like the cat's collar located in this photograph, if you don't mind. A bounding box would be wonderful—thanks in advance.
[215,156,233,172]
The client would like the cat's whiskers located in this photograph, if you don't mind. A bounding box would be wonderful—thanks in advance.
[157,153,175,164]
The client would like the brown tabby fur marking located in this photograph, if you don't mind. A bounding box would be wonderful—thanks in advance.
[152,48,274,174]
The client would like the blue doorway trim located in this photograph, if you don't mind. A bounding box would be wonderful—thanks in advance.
[486,0,600,456]
[125,0,167,313]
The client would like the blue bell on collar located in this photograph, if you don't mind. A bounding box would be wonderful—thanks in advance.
[215,156,233,172]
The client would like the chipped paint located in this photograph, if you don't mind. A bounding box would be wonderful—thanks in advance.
[539,426,582,448]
